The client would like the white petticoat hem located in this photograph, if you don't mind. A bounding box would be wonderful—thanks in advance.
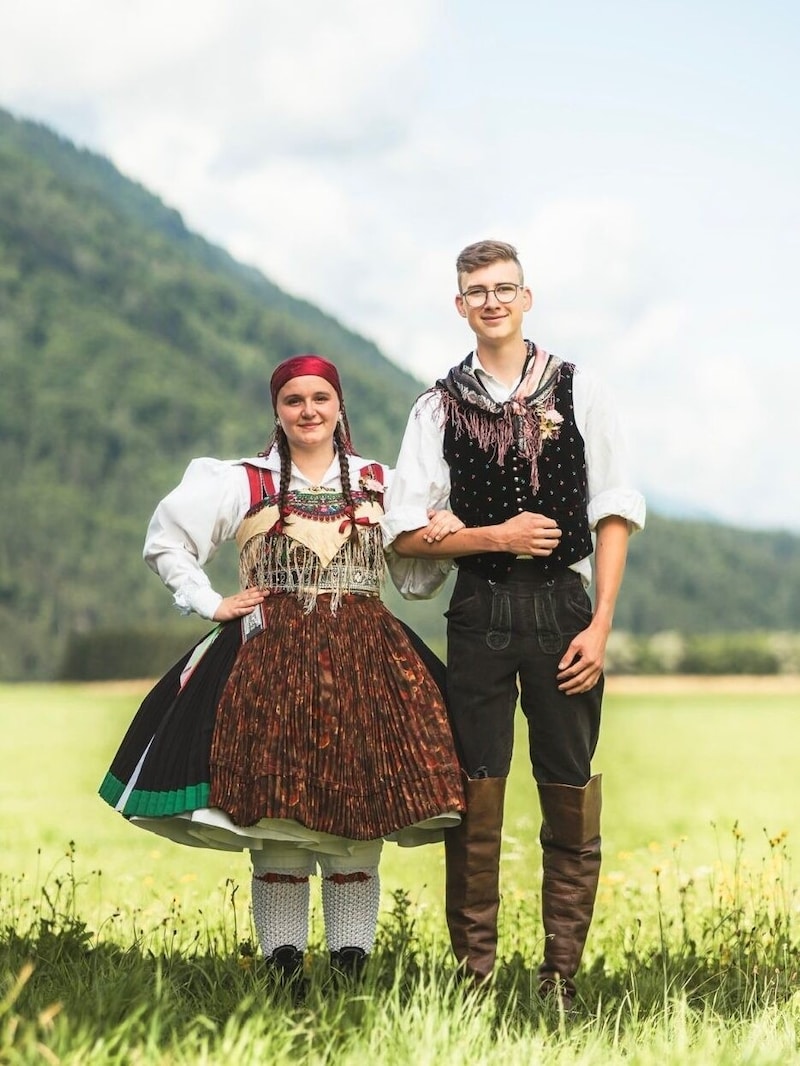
[130,806,461,854]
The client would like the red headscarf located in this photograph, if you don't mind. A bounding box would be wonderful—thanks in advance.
[269,353,354,454]
[270,354,343,411]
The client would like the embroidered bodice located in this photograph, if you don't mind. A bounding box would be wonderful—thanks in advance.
[236,484,385,612]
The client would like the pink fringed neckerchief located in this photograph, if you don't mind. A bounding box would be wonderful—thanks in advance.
[430,341,572,494]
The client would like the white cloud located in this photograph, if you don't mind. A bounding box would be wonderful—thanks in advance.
[1,0,798,530]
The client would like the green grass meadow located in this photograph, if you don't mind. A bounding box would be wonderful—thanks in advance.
[2,678,800,1064]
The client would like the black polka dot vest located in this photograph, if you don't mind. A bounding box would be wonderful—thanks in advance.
[442,366,593,581]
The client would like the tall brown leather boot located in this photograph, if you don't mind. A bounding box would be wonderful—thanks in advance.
[444,775,506,983]
[537,774,602,1009]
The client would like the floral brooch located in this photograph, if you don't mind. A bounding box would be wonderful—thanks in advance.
[358,474,384,500]
[538,407,564,441]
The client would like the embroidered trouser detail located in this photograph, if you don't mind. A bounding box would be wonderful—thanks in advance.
[446,567,601,781]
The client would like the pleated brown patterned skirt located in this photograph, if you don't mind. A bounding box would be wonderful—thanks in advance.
[208,593,464,840]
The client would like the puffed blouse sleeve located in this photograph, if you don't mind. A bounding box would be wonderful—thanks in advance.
[381,393,455,600]
[143,458,250,619]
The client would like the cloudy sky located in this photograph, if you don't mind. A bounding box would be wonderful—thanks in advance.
[2,1,798,531]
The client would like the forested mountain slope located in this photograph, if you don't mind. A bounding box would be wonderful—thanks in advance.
[0,108,420,678]
[1,108,798,679]
[619,515,800,634]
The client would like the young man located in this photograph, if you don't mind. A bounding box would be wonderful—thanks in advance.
[383,239,645,1007]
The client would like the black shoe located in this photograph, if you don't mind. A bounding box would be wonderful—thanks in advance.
[329,946,367,980]
[266,945,305,991]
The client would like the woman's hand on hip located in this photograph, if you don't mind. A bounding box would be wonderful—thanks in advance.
[213,588,268,622]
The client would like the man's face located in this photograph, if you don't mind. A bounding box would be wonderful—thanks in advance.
[455,261,532,345]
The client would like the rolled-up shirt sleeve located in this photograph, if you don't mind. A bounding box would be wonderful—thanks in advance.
[574,371,646,533]
[382,394,455,599]
[143,458,250,618]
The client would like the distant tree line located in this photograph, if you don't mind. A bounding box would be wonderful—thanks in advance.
[606,630,800,676]
[57,626,800,682]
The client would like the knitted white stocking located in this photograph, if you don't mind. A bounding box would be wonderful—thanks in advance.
[250,845,315,957]
[320,858,382,953]
[251,871,311,957]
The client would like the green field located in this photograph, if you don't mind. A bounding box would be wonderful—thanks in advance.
[2,679,799,1063]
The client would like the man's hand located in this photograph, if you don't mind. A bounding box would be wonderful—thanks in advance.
[213,588,268,622]
[556,623,608,695]
[496,512,562,556]
[556,514,630,694]
[422,509,466,543]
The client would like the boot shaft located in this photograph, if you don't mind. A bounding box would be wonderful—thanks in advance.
[538,774,602,846]
[444,774,506,982]
[537,775,603,1005]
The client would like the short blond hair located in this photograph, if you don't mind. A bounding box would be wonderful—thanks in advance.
[456,240,523,287]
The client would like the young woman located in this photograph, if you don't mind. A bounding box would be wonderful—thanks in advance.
[99,354,465,985]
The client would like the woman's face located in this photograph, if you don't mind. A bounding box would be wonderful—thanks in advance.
[275,374,341,454]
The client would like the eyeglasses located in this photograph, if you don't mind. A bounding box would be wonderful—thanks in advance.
[459,283,524,308]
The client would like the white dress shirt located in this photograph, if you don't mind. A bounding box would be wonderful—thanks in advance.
[383,354,646,598]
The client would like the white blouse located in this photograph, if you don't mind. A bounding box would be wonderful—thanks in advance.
[143,449,392,619]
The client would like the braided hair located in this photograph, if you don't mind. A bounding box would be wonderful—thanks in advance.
[334,421,360,541]
[274,427,293,529]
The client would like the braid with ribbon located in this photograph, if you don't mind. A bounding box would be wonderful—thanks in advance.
[336,423,360,541]
[274,428,292,534]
